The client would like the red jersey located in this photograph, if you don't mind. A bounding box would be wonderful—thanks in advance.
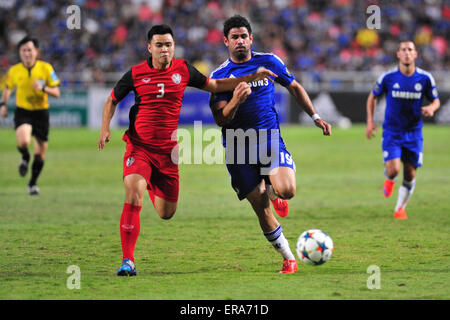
[111,58,209,153]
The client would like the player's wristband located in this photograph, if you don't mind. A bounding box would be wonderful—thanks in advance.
[0,102,5,107]
[41,84,46,92]
[311,113,321,121]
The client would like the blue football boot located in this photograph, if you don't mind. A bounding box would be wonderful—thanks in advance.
[116,259,137,276]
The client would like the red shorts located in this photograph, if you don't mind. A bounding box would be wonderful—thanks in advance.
[123,141,179,203]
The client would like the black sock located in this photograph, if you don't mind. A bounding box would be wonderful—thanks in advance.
[28,155,44,186]
[17,146,30,163]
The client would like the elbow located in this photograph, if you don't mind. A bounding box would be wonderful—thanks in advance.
[107,95,118,106]
[214,114,230,127]
[214,117,226,127]
[215,110,231,127]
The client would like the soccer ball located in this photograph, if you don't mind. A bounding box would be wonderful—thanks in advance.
[296,229,334,266]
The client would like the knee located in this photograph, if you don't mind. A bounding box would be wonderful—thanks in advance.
[403,165,417,181]
[124,175,147,206]
[17,133,31,147]
[155,201,177,220]
[18,141,30,149]
[386,167,400,179]
[274,184,296,200]
[157,207,176,220]
[125,188,144,206]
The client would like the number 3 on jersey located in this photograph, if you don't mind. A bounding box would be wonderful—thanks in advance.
[157,83,164,98]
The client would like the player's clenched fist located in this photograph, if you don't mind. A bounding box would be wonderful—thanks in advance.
[97,129,111,150]
[421,104,437,117]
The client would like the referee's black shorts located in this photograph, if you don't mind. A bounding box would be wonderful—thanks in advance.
[14,107,50,142]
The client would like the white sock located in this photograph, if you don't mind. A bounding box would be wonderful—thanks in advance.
[395,179,416,211]
[266,185,278,201]
[264,225,295,260]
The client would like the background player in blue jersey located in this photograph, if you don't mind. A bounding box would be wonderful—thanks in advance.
[210,15,331,274]
[366,41,440,220]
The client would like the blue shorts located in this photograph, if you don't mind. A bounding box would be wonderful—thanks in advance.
[225,141,296,201]
[382,129,423,167]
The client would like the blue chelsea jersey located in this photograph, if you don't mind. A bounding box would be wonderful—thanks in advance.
[209,51,295,131]
[373,67,439,131]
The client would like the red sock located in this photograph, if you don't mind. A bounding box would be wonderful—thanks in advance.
[120,203,142,262]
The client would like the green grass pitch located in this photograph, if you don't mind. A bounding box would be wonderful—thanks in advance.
[0,125,449,300]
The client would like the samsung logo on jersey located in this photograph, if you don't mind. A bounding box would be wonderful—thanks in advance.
[248,79,270,88]
[391,91,422,99]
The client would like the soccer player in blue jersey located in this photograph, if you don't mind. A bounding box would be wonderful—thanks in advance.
[366,41,440,219]
[209,15,331,273]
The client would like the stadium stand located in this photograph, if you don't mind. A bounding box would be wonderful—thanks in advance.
[1,0,449,90]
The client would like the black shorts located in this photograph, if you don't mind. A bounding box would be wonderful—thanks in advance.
[14,107,50,142]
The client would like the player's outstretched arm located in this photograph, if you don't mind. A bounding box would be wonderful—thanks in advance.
[0,87,12,120]
[98,96,118,150]
[365,91,377,139]
[205,67,277,93]
[422,98,440,117]
[210,82,251,127]
[287,80,331,136]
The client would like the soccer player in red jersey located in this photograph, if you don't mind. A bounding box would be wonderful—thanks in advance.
[97,24,276,276]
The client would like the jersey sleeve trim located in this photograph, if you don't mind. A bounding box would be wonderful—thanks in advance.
[210,59,230,78]
[111,69,133,102]
[202,76,210,88]
[416,67,436,87]
[110,90,117,101]
[185,61,208,89]
[372,68,396,97]
[256,52,295,87]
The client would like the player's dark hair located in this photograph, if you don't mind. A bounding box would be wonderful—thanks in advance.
[147,24,174,42]
[223,15,252,37]
[17,36,39,51]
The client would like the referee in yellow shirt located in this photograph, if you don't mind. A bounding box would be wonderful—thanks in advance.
[0,36,60,195]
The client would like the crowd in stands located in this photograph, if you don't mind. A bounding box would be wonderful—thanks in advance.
[1,0,449,88]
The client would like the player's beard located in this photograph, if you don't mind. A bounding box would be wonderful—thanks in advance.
[159,54,173,68]
[232,47,250,61]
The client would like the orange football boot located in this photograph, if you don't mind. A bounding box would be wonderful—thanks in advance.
[271,198,289,218]
[383,179,395,198]
[394,207,408,219]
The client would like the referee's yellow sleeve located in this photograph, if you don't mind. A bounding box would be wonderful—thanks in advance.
[45,63,60,87]
[5,67,15,89]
